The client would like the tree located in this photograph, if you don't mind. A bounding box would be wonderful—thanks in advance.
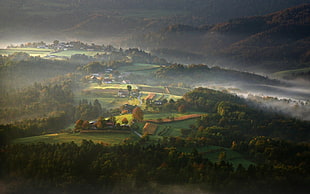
[93,99,102,116]
[75,119,84,131]
[218,151,227,163]
[83,61,104,73]
[178,105,186,113]
[53,40,59,46]
[132,107,144,122]
[82,120,91,130]
[121,117,129,125]
[127,85,132,97]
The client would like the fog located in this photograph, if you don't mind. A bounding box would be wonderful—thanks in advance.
[1,1,309,194]
[198,81,310,121]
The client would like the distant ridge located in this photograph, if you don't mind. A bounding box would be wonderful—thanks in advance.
[138,4,310,72]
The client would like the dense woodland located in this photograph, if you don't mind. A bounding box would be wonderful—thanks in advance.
[0,39,310,193]
[1,139,309,194]
[1,78,310,193]
[154,63,278,85]
[134,4,310,72]
[1,0,310,193]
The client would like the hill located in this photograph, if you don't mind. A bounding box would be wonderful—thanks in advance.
[134,4,310,73]
[1,0,309,46]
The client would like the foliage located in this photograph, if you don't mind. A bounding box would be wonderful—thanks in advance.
[1,140,309,194]
[132,107,144,122]
[154,63,276,86]
[177,88,310,143]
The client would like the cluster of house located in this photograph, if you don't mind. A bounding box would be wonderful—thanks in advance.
[89,69,115,84]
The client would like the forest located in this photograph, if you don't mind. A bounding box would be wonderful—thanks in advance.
[0,0,310,193]
[1,77,310,193]
[1,139,309,194]
[0,35,309,194]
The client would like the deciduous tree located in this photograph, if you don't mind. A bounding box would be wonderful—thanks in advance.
[132,107,144,122]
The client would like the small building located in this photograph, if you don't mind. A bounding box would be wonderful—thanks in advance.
[103,78,113,83]
[154,100,163,105]
[118,91,128,98]
[122,80,131,84]
[121,104,137,113]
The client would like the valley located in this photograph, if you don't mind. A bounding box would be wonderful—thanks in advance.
[0,1,309,193]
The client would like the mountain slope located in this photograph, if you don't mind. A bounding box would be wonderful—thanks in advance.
[1,0,309,45]
[135,4,310,73]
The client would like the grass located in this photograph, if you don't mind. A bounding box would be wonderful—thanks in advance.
[143,112,202,120]
[118,63,160,72]
[178,146,255,168]
[13,132,135,145]
[140,113,202,137]
[0,48,53,57]
[52,50,105,57]
[76,83,183,110]
[0,48,106,58]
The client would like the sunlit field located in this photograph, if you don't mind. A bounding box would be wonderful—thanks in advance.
[13,132,134,145]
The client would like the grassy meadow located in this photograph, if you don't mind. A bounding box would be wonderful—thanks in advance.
[0,48,53,57]
[178,146,255,168]
[13,132,135,145]
[0,48,106,58]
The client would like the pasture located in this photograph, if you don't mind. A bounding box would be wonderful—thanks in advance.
[13,132,135,145]
[178,146,255,168]
[0,48,106,58]
[118,63,161,72]
[76,82,185,110]
[0,48,53,57]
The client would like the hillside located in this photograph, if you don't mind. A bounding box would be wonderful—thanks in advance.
[134,4,310,73]
[0,42,309,194]
[0,0,309,46]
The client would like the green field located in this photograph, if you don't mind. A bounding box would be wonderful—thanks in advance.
[13,132,135,145]
[0,48,105,58]
[118,63,161,72]
[51,50,106,57]
[0,48,53,57]
[178,146,255,168]
[143,112,200,120]
[75,82,184,110]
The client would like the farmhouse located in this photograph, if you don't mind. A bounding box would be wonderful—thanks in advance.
[122,80,131,84]
[121,104,137,113]
[103,78,113,83]
[118,90,129,98]
[154,100,163,105]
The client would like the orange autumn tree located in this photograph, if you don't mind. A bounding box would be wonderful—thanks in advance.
[132,107,144,122]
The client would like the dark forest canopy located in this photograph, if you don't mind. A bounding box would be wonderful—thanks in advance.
[134,4,310,72]
[0,1,309,193]
[1,140,309,194]
[1,0,309,45]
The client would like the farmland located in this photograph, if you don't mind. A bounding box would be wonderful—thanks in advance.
[0,48,53,57]
[118,63,161,72]
[76,81,186,109]
[177,145,255,168]
[13,132,135,145]
[0,47,106,58]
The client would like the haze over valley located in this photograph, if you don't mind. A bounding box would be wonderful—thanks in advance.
[0,1,310,194]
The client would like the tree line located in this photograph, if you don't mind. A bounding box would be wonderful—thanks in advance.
[1,139,308,194]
